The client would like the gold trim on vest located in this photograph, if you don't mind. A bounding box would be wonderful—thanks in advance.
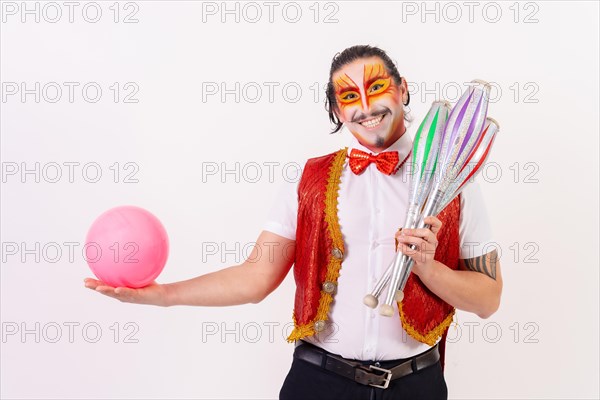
[287,148,347,342]
[399,302,456,346]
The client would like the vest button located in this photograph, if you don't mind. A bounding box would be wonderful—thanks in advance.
[314,320,326,332]
[331,247,344,260]
[322,281,336,294]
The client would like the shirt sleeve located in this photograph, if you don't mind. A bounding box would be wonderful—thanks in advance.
[262,176,300,241]
[458,181,495,259]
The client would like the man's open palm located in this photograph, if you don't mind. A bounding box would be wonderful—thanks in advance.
[84,278,169,307]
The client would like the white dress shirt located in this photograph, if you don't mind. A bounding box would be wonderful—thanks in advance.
[264,125,493,361]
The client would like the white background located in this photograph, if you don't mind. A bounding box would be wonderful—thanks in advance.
[1,1,598,399]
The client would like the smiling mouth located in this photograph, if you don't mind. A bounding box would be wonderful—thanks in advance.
[359,113,386,129]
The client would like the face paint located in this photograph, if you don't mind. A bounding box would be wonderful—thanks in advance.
[335,64,395,110]
[333,57,406,152]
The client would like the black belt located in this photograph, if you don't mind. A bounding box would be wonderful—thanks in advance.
[294,341,440,389]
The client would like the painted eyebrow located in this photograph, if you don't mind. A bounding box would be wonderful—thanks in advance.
[365,74,391,88]
[364,63,391,87]
[334,74,359,94]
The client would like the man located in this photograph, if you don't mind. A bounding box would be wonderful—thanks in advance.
[84,45,502,400]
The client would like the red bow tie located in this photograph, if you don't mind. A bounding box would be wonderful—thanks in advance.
[349,148,400,175]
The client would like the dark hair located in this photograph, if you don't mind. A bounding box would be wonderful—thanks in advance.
[325,45,410,133]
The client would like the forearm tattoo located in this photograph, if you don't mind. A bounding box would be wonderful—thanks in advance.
[463,250,498,280]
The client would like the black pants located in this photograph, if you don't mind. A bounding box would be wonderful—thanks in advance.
[279,342,448,400]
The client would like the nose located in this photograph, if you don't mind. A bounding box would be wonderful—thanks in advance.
[360,95,370,113]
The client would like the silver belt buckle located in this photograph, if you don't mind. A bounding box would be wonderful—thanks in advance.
[367,364,392,389]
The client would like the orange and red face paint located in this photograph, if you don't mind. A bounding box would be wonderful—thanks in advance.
[333,62,400,112]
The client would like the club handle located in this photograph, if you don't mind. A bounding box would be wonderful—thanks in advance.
[363,259,394,308]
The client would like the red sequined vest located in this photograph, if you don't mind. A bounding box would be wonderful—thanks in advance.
[286,148,461,368]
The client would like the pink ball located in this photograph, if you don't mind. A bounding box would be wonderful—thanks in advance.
[85,205,169,288]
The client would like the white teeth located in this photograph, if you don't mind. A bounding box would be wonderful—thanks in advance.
[360,114,384,128]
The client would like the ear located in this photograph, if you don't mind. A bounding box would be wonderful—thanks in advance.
[399,77,409,105]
